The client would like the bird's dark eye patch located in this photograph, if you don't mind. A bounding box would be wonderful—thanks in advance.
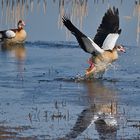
[117,46,121,49]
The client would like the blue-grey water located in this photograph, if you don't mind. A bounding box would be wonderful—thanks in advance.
[0,42,140,140]
[0,0,140,139]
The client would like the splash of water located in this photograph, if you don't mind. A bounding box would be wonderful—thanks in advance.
[75,63,120,82]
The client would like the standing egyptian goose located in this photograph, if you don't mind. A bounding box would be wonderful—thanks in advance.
[62,7,125,78]
[0,20,27,44]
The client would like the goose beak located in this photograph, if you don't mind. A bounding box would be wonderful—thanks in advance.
[117,45,126,53]
[121,47,126,53]
[120,47,126,53]
[22,21,26,26]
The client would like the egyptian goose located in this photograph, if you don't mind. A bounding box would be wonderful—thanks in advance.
[62,7,125,78]
[0,20,27,44]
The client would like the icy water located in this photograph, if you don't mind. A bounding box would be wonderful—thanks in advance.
[0,42,140,140]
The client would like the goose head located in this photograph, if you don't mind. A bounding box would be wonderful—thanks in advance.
[115,45,126,53]
[18,20,25,30]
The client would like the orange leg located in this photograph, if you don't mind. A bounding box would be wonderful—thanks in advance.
[87,57,95,69]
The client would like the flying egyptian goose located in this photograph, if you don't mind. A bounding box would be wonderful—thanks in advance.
[0,20,27,44]
[62,7,125,78]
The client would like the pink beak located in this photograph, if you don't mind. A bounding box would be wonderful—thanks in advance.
[120,47,126,53]
[22,21,26,26]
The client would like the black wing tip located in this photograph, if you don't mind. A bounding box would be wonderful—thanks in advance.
[107,6,119,15]
[62,15,71,24]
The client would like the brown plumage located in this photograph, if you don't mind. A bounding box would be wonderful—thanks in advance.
[0,20,27,44]
[86,45,125,77]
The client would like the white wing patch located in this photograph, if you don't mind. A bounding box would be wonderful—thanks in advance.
[102,33,119,50]
[81,37,104,54]
[5,30,16,38]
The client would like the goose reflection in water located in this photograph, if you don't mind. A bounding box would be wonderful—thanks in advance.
[62,80,118,140]
[1,43,26,80]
